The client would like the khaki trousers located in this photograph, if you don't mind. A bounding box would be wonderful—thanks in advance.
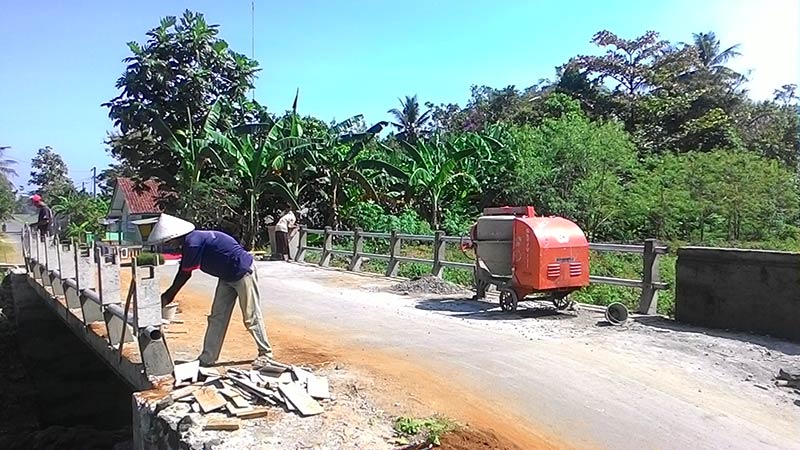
[199,265,272,365]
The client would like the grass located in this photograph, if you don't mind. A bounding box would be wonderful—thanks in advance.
[393,415,459,446]
[0,238,15,264]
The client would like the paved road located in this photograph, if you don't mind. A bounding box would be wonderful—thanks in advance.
[167,261,800,450]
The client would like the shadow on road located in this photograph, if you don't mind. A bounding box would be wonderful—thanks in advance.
[633,316,800,356]
[414,296,577,321]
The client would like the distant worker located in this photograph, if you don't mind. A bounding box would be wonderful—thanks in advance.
[148,214,274,369]
[29,194,52,243]
[274,203,297,261]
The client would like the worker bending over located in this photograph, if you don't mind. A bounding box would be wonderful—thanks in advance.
[148,214,273,368]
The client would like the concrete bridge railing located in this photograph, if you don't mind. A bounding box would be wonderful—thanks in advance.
[296,227,670,315]
[20,226,173,389]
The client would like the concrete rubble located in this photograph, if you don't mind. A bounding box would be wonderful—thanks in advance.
[133,360,336,449]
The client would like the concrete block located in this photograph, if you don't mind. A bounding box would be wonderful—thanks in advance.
[676,247,800,341]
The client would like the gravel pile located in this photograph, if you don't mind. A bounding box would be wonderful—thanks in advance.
[389,276,468,295]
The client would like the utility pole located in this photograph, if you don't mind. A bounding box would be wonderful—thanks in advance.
[82,182,86,193]
[91,167,97,198]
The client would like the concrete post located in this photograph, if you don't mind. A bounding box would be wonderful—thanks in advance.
[50,241,65,297]
[295,227,307,262]
[348,228,364,272]
[637,239,660,315]
[97,248,133,346]
[132,262,173,377]
[386,230,401,277]
[41,235,52,288]
[432,231,446,278]
[60,242,79,308]
[320,227,333,267]
[76,243,103,324]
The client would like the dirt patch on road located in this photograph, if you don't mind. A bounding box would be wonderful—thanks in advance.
[167,284,567,449]
[440,428,525,450]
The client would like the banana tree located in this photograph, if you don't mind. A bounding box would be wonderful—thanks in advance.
[212,95,315,248]
[309,115,394,228]
[389,133,495,229]
[151,99,225,220]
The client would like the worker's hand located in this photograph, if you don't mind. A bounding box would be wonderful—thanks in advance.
[161,292,174,307]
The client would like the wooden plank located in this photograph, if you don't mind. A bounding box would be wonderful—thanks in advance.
[226,403,254,416]
[193,386,227,413]
[237,407,270,419]
[279,383,323,416]
[306,375,330,400]
[170,384,201,401]
[230,395,251,409]
[204,418,240,431]
[228,376,277,405]
[199,367,221,379]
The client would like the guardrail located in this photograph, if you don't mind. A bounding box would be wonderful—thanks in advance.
[20,226,173,383]
[295,226,669,314]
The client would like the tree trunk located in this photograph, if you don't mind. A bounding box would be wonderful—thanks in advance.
[331,184,339,230]
[432,195,439,230]
[248,192,256,251]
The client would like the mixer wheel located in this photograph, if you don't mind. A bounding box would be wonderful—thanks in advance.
[499,289,518,312]
[553,294,573,310]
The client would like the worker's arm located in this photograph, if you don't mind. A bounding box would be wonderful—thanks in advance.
[162,271,192,306]
[162,238,202,306]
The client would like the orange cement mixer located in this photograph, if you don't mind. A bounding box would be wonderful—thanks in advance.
[464,206,590,312]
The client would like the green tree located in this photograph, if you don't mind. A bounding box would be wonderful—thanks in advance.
[0,146,17,186]
[689,32,744,83]
[50,192,109,241]
[308,115,391,228]
[212,97,314,248]
[151,99,226,220]
[386,133,495,229]
[388,95,431,143]
[29,146,76,202]
[0,182,15,222]
[104,10,260,187]
[506,96,638,240]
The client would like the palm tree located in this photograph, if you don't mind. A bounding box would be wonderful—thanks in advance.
[0,146,18,186]
[388,95,431,143]
[688,32,746,86]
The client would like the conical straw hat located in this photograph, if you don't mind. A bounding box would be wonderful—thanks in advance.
[146,214,196,245]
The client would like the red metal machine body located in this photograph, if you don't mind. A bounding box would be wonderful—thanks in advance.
[470,205,590,311]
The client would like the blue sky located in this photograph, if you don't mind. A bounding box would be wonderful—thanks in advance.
[0,0,797,191]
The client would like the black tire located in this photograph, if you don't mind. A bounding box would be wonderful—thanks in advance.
[553,294,573,310]
[499,288,519,312]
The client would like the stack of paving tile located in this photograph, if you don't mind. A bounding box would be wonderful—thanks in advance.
[168,360,331,431]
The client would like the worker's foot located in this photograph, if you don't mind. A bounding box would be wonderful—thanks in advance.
[251,353,275,369]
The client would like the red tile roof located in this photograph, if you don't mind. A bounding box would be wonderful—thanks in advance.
[116,177,164,214]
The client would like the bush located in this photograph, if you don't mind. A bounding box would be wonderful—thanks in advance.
[136,252,164,266]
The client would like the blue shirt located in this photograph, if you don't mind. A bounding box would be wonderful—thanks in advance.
[180,230,254,282]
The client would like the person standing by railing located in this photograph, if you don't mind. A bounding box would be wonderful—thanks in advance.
[274,203,297,261]
[28,195,52,243]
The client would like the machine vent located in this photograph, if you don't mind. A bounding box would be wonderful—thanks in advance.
[569,262,582,277]
[546,263,560,278]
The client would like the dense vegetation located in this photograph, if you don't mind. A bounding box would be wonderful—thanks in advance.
[12,11,799,314]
